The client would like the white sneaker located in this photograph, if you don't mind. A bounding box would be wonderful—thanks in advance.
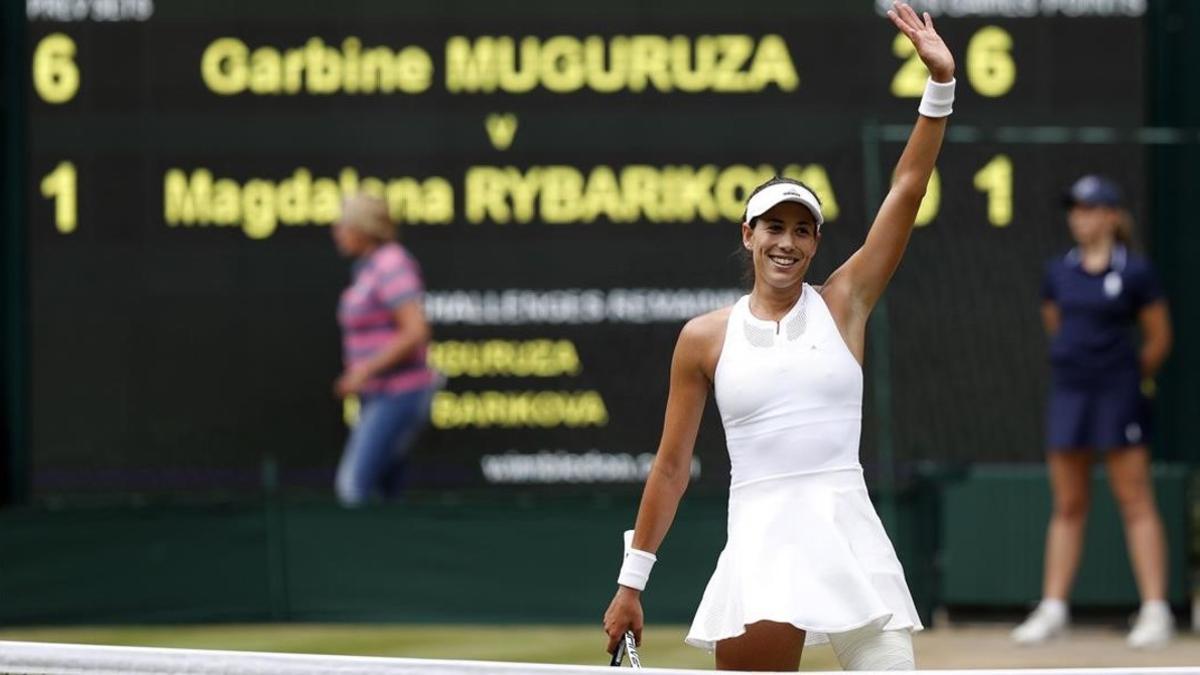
[1127,603,1174,649]
[1012,603,1069,645]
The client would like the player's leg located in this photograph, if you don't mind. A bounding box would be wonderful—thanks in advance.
[714,620,804,672]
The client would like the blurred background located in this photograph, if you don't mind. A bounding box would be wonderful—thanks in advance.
[2,0,1199,668]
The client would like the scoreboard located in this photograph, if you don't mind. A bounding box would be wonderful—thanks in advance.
[21,0,1147,499]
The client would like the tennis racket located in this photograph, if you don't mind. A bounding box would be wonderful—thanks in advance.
[609,630,641,668]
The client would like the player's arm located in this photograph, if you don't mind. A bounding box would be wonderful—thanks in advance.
[1041,301,1061,336]
[1137,299,1172,377]
[603,315,716,653]
[824,3,954,322]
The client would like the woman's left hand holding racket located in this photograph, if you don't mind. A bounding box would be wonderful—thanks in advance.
[603,585,643,661]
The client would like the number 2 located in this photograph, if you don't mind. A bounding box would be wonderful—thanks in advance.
[890,32,927,98]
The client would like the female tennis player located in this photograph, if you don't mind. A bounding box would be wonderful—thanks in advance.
[603,3,953,670]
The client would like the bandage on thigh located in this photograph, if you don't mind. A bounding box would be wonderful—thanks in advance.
[827,624,914,671]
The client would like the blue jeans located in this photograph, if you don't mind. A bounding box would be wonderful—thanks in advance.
[335,387,432,506]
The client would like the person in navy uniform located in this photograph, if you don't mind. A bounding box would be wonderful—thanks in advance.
[1013,175,1174,648]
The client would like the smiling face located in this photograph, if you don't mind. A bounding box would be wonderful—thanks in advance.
[742,201,821,291]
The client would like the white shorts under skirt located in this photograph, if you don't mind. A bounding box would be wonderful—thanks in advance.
[685,467,923,649]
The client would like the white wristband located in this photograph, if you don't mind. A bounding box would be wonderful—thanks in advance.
[618,549,656,591]
[617,529,656,591]
[918,77,955,118]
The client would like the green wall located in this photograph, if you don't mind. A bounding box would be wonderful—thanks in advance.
[0,496,719,625]
[942,465,1191,606]
[3,466,1185,627]
[0,490,958,626]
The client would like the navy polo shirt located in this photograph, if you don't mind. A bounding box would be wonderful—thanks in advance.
[1042,245,1164,383]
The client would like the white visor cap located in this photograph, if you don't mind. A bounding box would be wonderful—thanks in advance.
[744,182,824,228]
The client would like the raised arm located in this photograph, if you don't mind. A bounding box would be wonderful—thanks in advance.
[824,3,955,336]
[602,312,722,654]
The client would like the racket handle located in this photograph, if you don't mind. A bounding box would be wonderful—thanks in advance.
[624,630,641,669]
[609,635,626,667]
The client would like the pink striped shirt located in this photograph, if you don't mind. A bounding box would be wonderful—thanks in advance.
[338,242,434,394]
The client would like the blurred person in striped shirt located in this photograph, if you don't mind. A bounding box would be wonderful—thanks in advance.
[331,194,435,506]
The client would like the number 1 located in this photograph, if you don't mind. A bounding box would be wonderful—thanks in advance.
[973,155,1012,227]
[40,161,77,234]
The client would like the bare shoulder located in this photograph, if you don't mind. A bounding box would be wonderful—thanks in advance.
[677,305,733,381]
[681,305,732,342]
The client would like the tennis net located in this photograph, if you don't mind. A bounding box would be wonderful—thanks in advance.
[4,641,1200,675]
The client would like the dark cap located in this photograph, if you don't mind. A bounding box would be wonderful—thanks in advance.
[1063,175,1123,208]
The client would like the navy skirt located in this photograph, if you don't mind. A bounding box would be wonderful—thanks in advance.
[1046,368,1149,451]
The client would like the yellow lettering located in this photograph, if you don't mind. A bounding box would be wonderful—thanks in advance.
[541,36,585,93]
[395,46,433,93]
[446,35,498,93]
[465,166,510,224]
[497,37,538,93]
[164,167,452,237]
[248,47,282,94]
[541,166,584,224]
[361,47,393,93]
[428,340,582,378]
[342,38,361,93]
[431,390,608,429]
[714,36,753,92]
[241,179,277,239]
[585,35,627,93]
[620,166,663,221]
[671,35,713,93]
[312,178,340,222]
[628,36,671,92]
[581,166,627,222]
[164,168,212,224]
[278,169,311,224]
[212,179,240,225]
[750,34,799,92]
[283,47,304,93]
[304,38,340,94]
[201,38,247,95]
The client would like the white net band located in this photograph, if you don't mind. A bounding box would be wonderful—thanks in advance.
[3,641,1200,675]
[3,641,683,675]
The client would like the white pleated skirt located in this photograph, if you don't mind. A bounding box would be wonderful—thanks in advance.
[685,467,923,649]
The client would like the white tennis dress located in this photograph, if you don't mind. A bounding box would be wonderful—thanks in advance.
[684,284,922,649]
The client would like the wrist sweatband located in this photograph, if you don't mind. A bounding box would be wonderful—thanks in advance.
[918,77,955,118]
[617,529,656,591]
